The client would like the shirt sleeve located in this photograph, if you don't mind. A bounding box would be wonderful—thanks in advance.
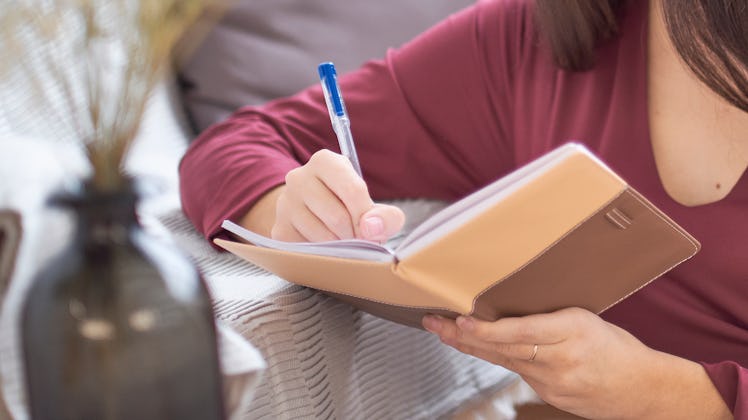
[701,361,748,418]
[178,0,529,241]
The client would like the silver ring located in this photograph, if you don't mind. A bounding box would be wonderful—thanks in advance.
[528,344,538,362]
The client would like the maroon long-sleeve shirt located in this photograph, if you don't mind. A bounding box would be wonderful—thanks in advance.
[179,0,748,415]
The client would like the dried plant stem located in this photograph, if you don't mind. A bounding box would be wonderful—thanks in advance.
[0,0,217,192]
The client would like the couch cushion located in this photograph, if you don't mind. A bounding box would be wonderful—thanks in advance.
[179,0,475,133]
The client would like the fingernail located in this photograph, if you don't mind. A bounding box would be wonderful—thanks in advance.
[422,315,442,333]
[363,216,384,239]
[456,316,475,331]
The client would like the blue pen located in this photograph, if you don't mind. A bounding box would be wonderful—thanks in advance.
[318,62,363,177]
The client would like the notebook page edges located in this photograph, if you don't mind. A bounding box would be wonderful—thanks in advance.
[394,143,618,260]
[221,220,395,262]
[214,238,456,309]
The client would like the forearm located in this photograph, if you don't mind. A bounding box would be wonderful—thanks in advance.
[639,350,732,420]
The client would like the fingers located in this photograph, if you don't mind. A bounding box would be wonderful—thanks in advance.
[312,151,375,236]
[360,204,406,243]
[423,315,548,363]
[273,192,339,242]
[421,309,597,366]
[296,177,355,239]
[422,309,604,378]
[457,308,592,345]
[274,149,405,242]
[447,341,546,375]
[270,221,307,242]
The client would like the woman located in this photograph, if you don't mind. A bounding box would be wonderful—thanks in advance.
[180,0,746,417]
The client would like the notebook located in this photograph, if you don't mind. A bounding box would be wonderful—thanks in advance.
[215,143,700,328]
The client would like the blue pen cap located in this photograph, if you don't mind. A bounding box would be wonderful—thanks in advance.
[318,62,346,117]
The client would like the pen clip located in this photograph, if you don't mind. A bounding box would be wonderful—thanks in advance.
[318,62,346,117]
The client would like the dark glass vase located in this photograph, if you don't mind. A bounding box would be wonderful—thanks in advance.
[21,180,225,420]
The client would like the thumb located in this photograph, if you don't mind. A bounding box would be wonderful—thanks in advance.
[359,203,406,242]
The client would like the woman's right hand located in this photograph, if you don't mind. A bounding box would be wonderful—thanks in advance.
[242,149,406,243]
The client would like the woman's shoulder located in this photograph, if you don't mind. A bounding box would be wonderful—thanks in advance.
[469,0,544,72]
[473,0,537,42]
[389,0,539,72]
[471,0,648,68]
[419,0,539,71]
[475,0,534,17]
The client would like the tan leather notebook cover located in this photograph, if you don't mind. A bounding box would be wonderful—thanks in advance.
[215,144,700,328]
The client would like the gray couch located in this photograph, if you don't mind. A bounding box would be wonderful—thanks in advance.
[179,0,479,131]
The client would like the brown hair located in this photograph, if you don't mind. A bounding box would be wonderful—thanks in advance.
[535,0,748,112]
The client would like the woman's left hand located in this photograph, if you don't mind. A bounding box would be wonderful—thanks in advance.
[421,307,722,420]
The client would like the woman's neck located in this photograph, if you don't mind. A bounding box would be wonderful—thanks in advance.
[646,0,748,206]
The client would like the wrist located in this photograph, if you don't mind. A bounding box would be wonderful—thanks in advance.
[239,185,285,237]
[637,350,731,420]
